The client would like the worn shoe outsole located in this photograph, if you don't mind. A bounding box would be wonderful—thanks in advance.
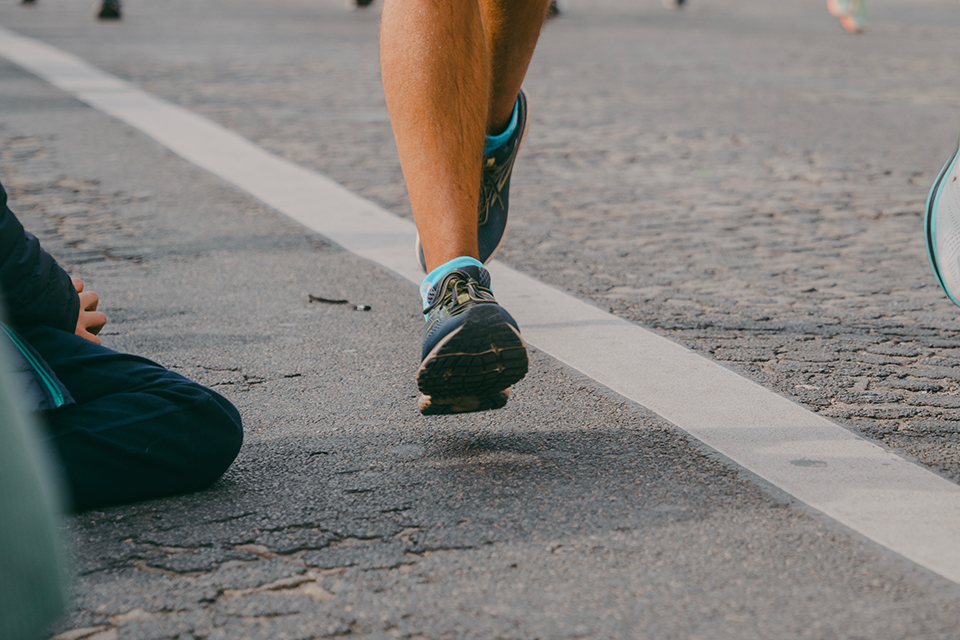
[417,304,528,415]
[925,138,960,307]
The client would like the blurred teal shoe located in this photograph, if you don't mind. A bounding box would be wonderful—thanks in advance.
[925,134,960,306]
[840,0,866,33]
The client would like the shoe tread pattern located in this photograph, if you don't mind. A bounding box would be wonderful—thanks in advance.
[417,304,528,415]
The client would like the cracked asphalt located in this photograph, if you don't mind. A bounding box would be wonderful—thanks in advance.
[3,0,960,637]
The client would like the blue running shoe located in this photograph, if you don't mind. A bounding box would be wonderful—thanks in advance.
[416,90,530,272]
[417,265,528,415]
[925,135,960,306]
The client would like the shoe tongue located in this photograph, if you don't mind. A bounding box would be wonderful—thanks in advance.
[458,265,491,288]
[425,265,491,307]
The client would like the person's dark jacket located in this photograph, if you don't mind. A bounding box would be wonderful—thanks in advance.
[0,181,78,411]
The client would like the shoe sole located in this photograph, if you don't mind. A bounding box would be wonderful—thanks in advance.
[417,304,528,415]
[925,138,960,307]
[414,93,532,273]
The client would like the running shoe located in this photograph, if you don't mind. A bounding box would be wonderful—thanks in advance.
[98,0,121,19]
[839,0,865,33]
[546,0,561,19]
[417,265,528,415]
[416,90,530,273]
[925,135,960,307]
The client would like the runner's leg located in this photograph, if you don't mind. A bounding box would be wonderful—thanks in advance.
[380,0,546,414]
[482,0,551,133]
[380,0,488,272]
[380,0,549,271]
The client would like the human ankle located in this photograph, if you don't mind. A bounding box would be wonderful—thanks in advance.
[484,98,520,154]
[420,256,485,309]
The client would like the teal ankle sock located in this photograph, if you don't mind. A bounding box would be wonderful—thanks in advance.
[484,98,520,155]
[420,256,484,311]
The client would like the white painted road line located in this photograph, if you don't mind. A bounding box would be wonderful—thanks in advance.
[2,23,959,583]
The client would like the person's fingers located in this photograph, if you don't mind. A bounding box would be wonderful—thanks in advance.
[75,308,107,343]
[72,277,84,293]
[77,328,102,345]
[78,290,99,312]
[86,311,107,336]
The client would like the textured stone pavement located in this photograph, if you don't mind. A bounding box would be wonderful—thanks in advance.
[17,116,955,640]
[9,0,958,478]
[3,0,960,637]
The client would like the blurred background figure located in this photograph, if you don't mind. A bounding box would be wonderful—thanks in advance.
[827,0,866,33]
[97,0,120,19]
[0,296,70,640]
[20,0,121,20]
[353,0,561,17]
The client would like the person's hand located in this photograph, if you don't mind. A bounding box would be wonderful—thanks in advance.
[72,278,107,344]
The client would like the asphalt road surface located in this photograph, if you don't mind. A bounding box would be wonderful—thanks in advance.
[2,0,960,638]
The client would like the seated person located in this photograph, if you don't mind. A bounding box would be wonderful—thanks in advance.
[0,179,242,511]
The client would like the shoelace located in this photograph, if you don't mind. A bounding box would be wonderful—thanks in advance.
[478,152,516,225]
[423,273,488,315]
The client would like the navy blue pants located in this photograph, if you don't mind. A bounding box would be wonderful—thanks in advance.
[22,326,243,512]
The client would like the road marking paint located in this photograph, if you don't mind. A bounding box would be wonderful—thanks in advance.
[3,24,960,582]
